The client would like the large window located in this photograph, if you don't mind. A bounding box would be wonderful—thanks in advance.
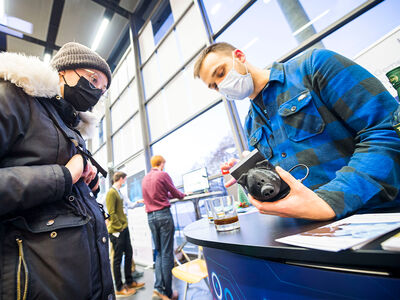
[111,81,139,133]
[174,5,208,63]
[109,48,136,103]
[316,0,400,58]
[151,102,238,186]
[146,59,221,141]
[112,115,143,166]
[141,4,208,101]
[170,0,192,20]
[215,0,366,68]
[93,145,107,172]
[202,0,248,34]
[151,0,175,45]
[157,30,182,83]
[91,117,106,151]
[141,54,162,99]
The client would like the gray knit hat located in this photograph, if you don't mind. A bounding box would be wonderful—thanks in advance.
[51,42,112,88]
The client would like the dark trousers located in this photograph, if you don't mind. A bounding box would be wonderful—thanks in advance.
[148,207,175,298]
[109,227,133,291]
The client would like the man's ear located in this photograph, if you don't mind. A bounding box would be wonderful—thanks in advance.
[233,49,246,63]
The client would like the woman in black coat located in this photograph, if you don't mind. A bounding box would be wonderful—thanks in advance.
[0,42,115,300]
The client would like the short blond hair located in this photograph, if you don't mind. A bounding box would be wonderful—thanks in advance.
[151,155,166,167]
[193,42,236,78]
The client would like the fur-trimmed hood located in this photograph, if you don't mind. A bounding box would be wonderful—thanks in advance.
[0,52,97,138]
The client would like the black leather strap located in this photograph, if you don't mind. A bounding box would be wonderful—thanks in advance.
[37,98,107,178]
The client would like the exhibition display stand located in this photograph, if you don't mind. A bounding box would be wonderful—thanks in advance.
[184,211,400,299]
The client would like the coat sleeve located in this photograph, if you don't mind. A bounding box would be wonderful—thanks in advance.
[308,49,400,218]
[0,82,70,217]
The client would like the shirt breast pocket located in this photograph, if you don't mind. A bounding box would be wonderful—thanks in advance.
[278,90,325,142]
[249,127,272,159]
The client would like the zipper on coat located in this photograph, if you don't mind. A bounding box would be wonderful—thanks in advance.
[16,238,28,300]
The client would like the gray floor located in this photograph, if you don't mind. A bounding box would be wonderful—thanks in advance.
[120,266,213,300]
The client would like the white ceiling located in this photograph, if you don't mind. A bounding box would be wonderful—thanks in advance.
[3,0,142,61]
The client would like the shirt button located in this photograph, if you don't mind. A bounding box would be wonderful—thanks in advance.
[89,192,94,197]
[46,219,55,226]
[50,231,57,239]
[102,237,107,243]
[263,109,268,114]
[290,106,296,112]
[281,152,287,158]
[298,94,306,101]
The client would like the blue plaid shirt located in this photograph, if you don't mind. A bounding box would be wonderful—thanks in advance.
[244,49,400,219]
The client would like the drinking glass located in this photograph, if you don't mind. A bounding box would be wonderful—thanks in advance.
[204,199,214,223]
[207,196,240,231]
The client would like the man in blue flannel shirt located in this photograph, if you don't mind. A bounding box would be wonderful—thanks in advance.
[194,42,400,220]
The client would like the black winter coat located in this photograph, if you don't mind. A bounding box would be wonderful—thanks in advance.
[0,53,114,300]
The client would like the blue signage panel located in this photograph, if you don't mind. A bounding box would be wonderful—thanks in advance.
[203,247,400,299]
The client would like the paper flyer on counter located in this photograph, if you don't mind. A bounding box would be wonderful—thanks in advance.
[276,213,400,252]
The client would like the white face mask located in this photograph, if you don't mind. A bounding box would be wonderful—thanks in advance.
[218,53,254,101]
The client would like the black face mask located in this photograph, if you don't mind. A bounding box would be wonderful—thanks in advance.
[63,76,103,112]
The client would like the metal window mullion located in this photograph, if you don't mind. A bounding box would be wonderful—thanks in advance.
[129,14,152,172]
[195,0,214,44]
[196,0,248,156]
[104,94,113,185]
[223,98,247,155]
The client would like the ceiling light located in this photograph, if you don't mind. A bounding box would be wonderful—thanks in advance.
[43,53,51,63]
[243,37,259,51]
[91,18,110,51]
[292,9,330,37]
[211,3,221,15]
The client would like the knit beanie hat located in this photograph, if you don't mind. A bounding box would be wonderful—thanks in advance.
[51,42,112,88]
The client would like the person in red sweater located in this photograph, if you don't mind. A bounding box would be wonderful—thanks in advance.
[142,155,185,300]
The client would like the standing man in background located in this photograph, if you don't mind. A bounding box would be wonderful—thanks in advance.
[106,171,145,297]
[142,155,185,300]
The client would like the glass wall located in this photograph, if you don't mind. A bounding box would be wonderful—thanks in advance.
[151,102,238,186]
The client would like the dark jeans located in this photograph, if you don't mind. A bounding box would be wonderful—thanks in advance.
[109,227,133,291]
[148,207,175,298]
